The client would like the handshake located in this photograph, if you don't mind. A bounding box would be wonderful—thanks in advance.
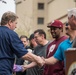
[13,56,46,72]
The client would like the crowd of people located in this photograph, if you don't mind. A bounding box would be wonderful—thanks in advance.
[0,8,76,75]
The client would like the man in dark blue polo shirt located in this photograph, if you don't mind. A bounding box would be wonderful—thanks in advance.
[0,11,44,75]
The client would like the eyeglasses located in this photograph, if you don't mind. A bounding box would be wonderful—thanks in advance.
[66,23,69,26]
[65,23,69,30]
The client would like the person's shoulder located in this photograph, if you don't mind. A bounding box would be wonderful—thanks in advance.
[59,38,69,45]
[62,38,69,42]
[60,35,68,41]
[0,26,17,35]
[64,36,68,39]
[35,45,40,49]
[34,45,42,51]
[47,41,51,44]
[63,36,68,38]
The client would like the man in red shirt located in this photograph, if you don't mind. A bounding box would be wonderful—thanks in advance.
[43,20,67,75]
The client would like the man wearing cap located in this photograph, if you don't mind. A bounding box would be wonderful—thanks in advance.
[43,20,67,75]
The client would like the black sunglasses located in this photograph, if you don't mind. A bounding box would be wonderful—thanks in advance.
[66,23,69,26]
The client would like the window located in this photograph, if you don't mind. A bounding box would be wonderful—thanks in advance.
[38,3,44,10]
[37,17,44,24]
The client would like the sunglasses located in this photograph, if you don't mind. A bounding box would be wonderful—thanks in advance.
[66,23,69,26]
[65,23,69,30]
[65,23,70,26]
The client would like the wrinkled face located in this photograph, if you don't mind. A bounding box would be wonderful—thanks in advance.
[49,26,62,39]
[34,32,43,45]
[8,19,17,30]
[20,38,29,47]
[68,16,76,30]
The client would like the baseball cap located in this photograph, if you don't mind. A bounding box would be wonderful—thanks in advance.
[47,20,63,28]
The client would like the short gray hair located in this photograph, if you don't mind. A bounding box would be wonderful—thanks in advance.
[68,8,76,18]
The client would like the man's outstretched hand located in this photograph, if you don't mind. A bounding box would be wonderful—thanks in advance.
[35,56,45,67]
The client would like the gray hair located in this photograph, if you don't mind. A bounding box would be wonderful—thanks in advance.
[68,8,76,18]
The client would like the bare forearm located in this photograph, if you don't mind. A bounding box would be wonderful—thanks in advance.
[45,56,58,65]
[25,62,37,69]
[22,52,37,62]
[22,52,44,66]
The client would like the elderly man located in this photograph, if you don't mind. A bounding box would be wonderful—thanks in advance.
[68,8,76,47]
